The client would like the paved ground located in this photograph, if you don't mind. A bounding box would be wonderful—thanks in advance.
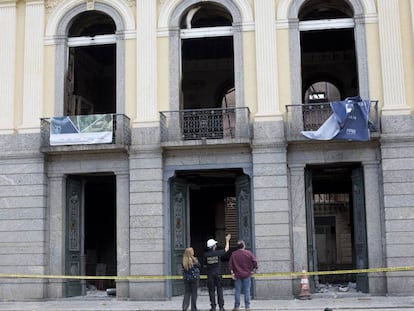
[1,292,414,311]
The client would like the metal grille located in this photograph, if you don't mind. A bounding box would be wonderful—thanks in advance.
[183,109,224,140]
[160,107,251,142]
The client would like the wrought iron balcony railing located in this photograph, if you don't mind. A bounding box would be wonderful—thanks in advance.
[160,107,251,143]
[285,100,380,140]
[40,114,131,149]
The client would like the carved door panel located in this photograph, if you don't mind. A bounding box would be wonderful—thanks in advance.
[170,178,188,296]
[352,167,369,293]
[65,177,84,297]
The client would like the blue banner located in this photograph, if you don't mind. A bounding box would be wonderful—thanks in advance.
[301,96,371,141]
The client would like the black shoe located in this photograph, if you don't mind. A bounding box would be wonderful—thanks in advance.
[210,308,216,311]
[219,308,225,311]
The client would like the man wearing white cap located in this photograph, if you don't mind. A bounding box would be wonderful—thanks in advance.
[205,233,231,311]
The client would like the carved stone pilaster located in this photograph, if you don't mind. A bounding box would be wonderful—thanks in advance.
[0,1,17,133]
[135,0,158,124]
[254,0,281,117]
[378,0,410,115]
[20,0,45,132]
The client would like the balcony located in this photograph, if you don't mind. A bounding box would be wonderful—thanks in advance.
[40,114,131,154]
[160,107,251,146]
[285,100,380,141]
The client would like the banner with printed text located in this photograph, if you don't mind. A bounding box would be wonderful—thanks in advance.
[50,114,113,146]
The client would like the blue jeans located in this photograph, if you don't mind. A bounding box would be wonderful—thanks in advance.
[234,277,251,309]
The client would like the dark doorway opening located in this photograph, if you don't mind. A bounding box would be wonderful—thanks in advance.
[170,169,251,295]
[84,175,117,292]
[189,184,237,288]
[65,174,117,297]
[306,164,368,293]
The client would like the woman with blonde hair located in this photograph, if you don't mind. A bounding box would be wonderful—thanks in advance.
[182,247,200,311]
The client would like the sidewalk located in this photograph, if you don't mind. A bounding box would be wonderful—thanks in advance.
[1,292,414,311]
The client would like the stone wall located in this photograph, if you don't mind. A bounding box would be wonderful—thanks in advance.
[0,134,47,300]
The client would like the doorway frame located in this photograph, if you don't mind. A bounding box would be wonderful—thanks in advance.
[305,164,369,292]
[164,165,254,298]
[288,154,386,295]
[46,155,130,298]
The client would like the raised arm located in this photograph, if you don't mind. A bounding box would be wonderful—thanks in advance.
[224,233,231,252]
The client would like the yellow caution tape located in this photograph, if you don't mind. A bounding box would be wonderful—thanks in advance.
[0,266,413,281]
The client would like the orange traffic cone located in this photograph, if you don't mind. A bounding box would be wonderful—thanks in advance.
[299,269,311,300]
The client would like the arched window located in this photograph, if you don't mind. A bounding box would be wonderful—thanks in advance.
[287,0,370,106]
[299,0,358,102]
[168,0,245,112]
[180,3,234,110]
[66,11,116,116]
[50,2,129,117]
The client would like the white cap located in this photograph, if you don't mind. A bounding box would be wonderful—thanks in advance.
[207,239,218,248]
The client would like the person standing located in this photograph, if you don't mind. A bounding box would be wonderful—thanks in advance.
[182,247,201,311]
[205,233,231,311]
[228,240,258,311]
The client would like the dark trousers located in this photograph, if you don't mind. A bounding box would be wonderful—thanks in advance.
[182,279,199,311]
[207,274,224,308]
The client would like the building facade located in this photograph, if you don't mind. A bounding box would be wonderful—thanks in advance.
[0,0,413,300]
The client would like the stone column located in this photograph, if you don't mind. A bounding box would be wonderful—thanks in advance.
[19,0,45,132]
[252,145,292,298]
[47,174,66,298]
[128,148,165,299]
[288,163,307,295]
[116,171,130,298]
[0,0,17,133]
[377,0,410,115]
[135,0,158,125]
[363,161,386,294]
[254,0,281,117]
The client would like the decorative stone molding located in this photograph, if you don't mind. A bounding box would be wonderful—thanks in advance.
[45,0,60,15]
[45,0,135,38]
[277,0,377,28]
[158,0,253,30]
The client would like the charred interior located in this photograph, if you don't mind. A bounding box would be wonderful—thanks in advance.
[176,169,245,288]
[310,165,357,286]
[181,3,235,110]
[66,11,116,116]
[84,175,117,291]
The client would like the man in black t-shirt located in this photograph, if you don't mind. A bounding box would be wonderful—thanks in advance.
[205,233,231,311]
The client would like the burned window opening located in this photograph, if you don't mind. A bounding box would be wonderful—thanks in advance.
[181,36,234,110]
[66,11,116,116]
[300,28,358,102]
